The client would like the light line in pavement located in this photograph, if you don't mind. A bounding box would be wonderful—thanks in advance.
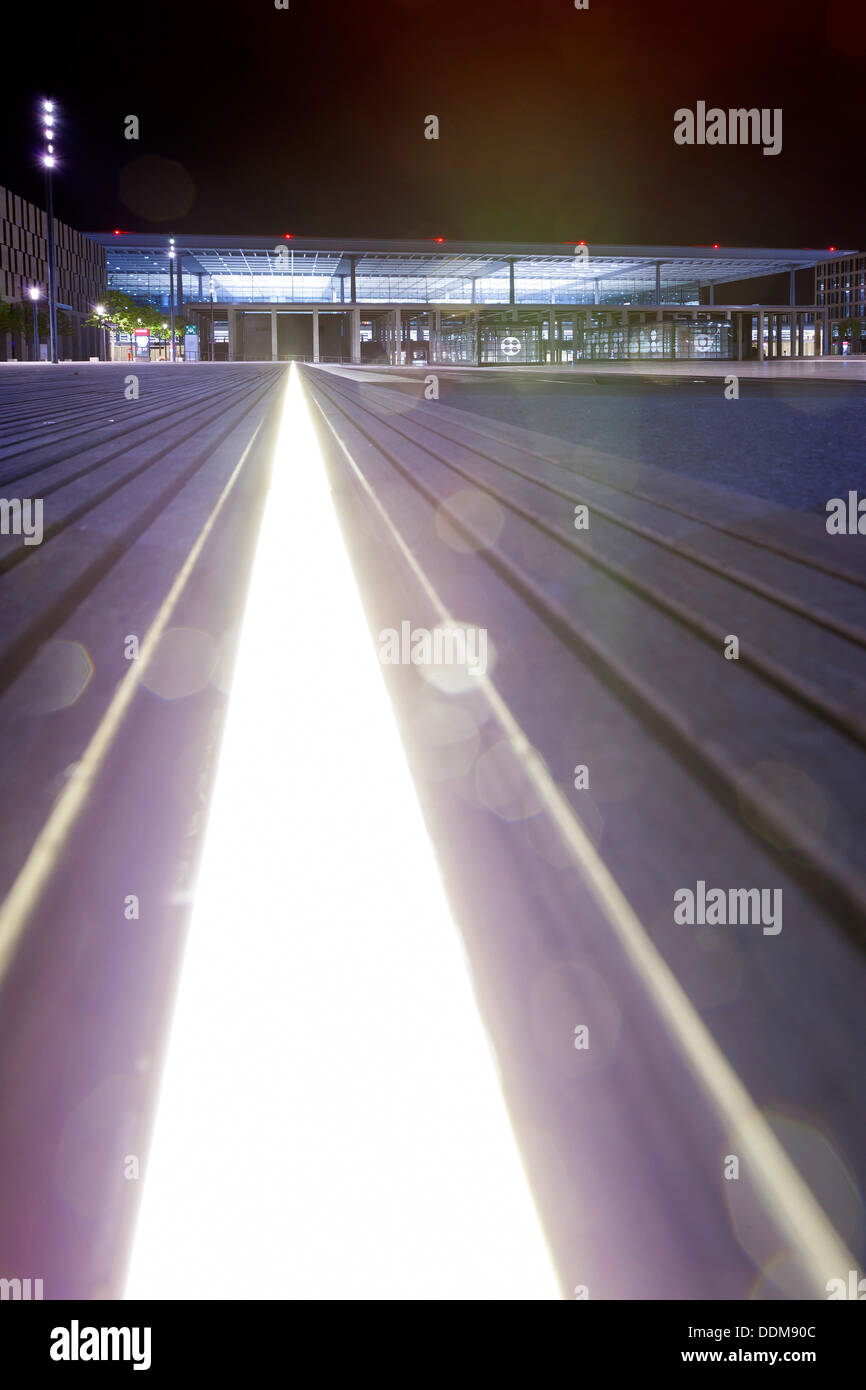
[124,364,560,1300]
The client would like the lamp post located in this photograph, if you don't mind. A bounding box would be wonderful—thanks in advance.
[40,100,59,363]
[95,304,108,361]
[28,286,41,361]
[168,237,176,363]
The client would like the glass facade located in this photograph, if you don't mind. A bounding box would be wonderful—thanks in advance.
[108,264,706,308]
[817,254,866,319]
[88,237,851,364]
[101,243,718,309]
[815,254,866,352]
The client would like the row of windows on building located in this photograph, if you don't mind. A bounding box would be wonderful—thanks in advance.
[0,184,106,315]
[817,254,866,316]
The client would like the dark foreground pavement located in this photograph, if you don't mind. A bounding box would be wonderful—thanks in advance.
[303,362,866,1299]
[1,360,864,1299]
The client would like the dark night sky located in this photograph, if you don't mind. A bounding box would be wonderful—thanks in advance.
[1,0,864,248]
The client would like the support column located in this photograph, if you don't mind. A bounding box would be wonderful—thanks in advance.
[758,310,765,362]
[351,306,361,364]
[509,259,515,307]
[429,307,440,363]
[655,261,662,305]
[393,306,402,365]
[228,308,238,362]
[270,310,278,362]
[312,308,320,363]
[548,306,556,364]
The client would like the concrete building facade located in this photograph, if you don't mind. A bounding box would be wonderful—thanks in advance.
[0,185,106,361]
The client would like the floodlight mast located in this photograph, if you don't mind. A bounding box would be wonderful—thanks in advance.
[41,100,59,362]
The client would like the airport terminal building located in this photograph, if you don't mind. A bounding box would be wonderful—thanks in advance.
[0,189,858,365]
[93,233,855,365]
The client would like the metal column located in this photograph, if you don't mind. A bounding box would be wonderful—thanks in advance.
[312,308,320,363]
[270,311,278,362]
[393,307,402,365]
[429,307,440,364]
[351,306,361,364]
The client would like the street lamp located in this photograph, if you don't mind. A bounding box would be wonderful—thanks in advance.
[168,237,176,363]
[95,303,108,361]
[28,286,41,362]
[39,99,59,363]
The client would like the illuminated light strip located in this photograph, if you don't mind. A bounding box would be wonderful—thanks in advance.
[124,364,560,1300]
[304,373,857,1295]
[0,418,267,985]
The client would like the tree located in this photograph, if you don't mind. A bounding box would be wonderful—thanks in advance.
[0,298,74,355]
[836,316,864,344]
[83,287,189,341]
[0,298,26,335]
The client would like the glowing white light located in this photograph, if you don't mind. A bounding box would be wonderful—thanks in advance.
[28,287,40,300]
[43,100,53,112]
[42,155,54,168]
[125,365,559,1301]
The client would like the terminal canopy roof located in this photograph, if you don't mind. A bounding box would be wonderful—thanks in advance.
[91,236,855,306]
